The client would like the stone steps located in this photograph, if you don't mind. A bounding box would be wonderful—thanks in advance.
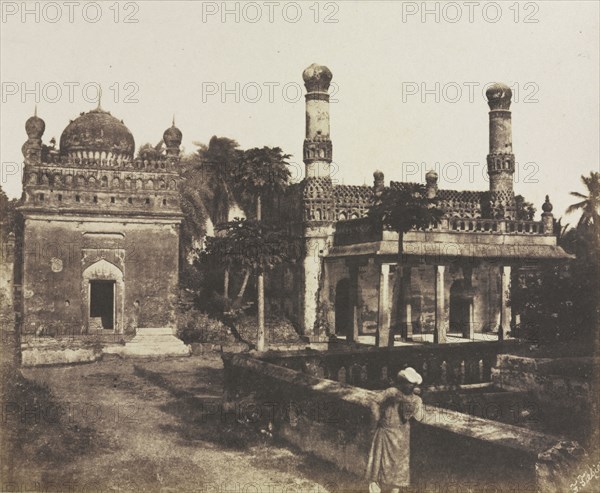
[104,327,191,357]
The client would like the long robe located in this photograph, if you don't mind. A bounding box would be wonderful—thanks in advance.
[365,387,423,488]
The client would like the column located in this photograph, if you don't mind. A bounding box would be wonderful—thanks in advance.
[462,265,475,340]
[499,265,512,340]
[400,266,413,340]
[348,263,360,343]
[434,265,446,344]
[376,263,391,347]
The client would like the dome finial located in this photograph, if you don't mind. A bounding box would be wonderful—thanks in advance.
[96,86,102,111]
[172,114,176,127]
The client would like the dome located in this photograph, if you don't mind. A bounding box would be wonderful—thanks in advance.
[302,63,333,92]
[163,122,182,148]
[59,108,135,159]
[486,83,512,110]
[25,113,45,139]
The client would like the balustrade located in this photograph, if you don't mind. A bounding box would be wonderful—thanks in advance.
[259,341,516,390]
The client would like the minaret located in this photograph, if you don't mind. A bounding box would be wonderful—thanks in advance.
[302,63,333,178]
[486,83,516,217]
[298,63,335,339]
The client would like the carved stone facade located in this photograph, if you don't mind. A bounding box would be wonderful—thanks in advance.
[18,107,183,336]
[277,64,569,342]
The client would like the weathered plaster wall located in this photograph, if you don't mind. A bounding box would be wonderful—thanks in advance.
[223,353,584,493]
[21,217,179,335]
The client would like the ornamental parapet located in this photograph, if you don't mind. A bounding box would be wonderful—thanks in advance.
[333,217,549,246]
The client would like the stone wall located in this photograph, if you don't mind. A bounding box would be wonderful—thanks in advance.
[21,217,179,335]
[492,354,597,445]
[222,353,585,492]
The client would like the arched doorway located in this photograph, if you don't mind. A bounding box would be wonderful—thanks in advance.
[449,279,472,336]
[82,259,124,333]
[335,278,353,337]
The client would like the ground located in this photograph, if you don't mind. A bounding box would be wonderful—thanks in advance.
[3,354,361,492]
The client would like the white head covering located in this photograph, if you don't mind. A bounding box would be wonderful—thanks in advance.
[397,367,423,385]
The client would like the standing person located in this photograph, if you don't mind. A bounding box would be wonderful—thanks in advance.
[366,367,424,493]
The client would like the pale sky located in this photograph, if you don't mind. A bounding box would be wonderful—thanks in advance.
[1,0,598,222]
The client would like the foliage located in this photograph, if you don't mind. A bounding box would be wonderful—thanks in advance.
[367,183,444,252]
[567,171,600,230]
[0,186,20,241]
[514,194,536,221]
[201,218,300,274]
[181,136,243,225]
[234,314,303,346]
[137,141,164,161]
[232,146,292,216]
[512,171,600,344]
[511,265,577,343]
[176,308,237,344]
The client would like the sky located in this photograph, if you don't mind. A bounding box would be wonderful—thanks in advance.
[1,0,599,222]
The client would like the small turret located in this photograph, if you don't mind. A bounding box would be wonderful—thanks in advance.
[22,107,45,162]
[541,195,554,234]
[163,117,183,157]
[25,107,45,140]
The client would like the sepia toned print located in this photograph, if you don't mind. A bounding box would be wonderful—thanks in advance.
[1,2,598,492]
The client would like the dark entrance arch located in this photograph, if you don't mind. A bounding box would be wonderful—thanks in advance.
[335,278,353,337]
[450,279,472,336]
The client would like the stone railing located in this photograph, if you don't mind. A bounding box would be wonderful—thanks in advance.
[258,341,519,390]
[333,217,547,246]
[448,217,544,235]
[222,353,585,492]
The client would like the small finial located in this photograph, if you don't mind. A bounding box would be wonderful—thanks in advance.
[542,195,553,213]
[96,86,102,110]
[172,114,176,127]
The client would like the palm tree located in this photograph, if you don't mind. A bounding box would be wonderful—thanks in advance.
[235,147,291,350]
[180,136,243,297]
[567,171,600,232]
[567,171,600,346]
[368,183,443,345]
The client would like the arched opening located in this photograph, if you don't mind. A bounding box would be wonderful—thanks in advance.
[82,259,124,333]
[335,278,353,337]
[449,279,472,337]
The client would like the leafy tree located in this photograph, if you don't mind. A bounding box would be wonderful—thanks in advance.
[0,186,20,241]
[201,218,299,348]
[178,137,244,293]
[182,136,243,226]
[137,141,164,161]
[514,194,536,221]
[368,184,443,344]
[230,147,292,350]
[567,171,600,342]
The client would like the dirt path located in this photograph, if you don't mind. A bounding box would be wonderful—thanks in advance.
[9,355,360,493]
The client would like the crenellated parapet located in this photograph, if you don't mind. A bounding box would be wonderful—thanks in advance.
[27,154,180,172]
[19,107,182,218]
